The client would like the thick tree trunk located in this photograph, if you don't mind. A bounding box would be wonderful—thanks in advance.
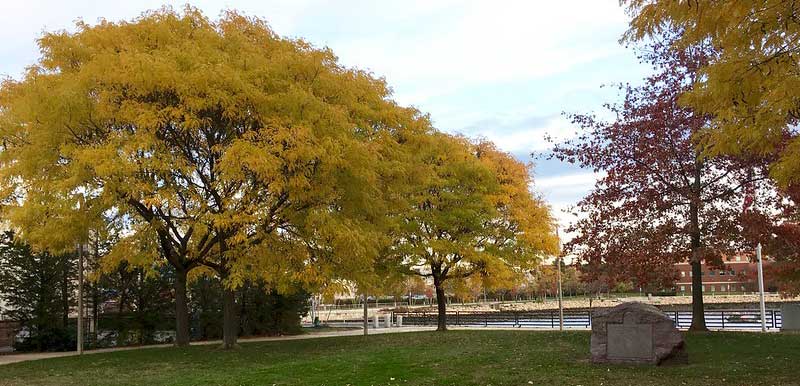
[174,268,191,347]
[434,277,447,331]
[688,160,708,331]
[221,284,238,349]
[689,257,707,331]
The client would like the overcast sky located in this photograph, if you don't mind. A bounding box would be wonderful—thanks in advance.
[0,0,651,235]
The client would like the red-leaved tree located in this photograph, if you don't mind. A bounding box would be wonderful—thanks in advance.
[548,39,775,331]
[741,185,800,296]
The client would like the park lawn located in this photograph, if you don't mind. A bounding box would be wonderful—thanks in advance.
[0,330,798,386]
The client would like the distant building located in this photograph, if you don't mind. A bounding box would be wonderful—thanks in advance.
[673,255,775,294]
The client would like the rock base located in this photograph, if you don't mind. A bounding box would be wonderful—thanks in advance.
[591,302,687,365]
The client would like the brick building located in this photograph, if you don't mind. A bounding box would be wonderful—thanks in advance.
[673,255,774,294]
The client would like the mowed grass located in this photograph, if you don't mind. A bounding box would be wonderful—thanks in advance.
[1,330,798,386]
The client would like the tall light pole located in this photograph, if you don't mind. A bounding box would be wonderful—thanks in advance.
[756,243,767,332]
[77,242,84,355]
[556,228,563,331]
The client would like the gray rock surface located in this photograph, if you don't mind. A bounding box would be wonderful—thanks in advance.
[591,302,687,365]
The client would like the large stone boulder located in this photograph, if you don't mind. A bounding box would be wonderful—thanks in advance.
[591,302,687,365]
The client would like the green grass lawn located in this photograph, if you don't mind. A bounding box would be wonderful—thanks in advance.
[1,330,798,386]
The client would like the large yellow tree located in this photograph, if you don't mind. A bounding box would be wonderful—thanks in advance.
[390,134,558,331]
[622,0,800,186]
[0,7,429,347]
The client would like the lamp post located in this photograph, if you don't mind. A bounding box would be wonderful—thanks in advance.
[756,243,767,332]
[556,228,563,331]
[557,256,563,331]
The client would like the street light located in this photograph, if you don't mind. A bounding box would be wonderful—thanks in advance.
[756,243,767,332]
[556,228,563,331]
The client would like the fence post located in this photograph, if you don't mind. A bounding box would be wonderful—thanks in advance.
[514,312,519,327]
[456,311,460,326]
[674,311,679,328]
[587,310,592,328]
[721,311,725,329]
[772,310,777,329]
[550,311,554,329]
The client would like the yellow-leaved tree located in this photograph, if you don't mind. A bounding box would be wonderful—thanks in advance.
[0,6,430,348]
[622,0,800,186]
[389,134,559,331]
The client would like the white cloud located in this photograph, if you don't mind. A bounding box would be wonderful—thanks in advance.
[536,172,602,190]
[533,171,605,238]
[325,1,629,104]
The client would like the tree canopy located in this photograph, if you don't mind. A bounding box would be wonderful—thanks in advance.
[0,6,430,346]
[393,133,558,330]
[622,0,800,187]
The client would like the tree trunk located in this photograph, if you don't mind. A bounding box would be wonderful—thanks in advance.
[174,268,191,347]
[689,257,707,331]
[221,284,238,349]
[62,257,69,327]
[688,159,708,331]
[92,284,99,344]
[363,294,369,336]
[434,277,447,331]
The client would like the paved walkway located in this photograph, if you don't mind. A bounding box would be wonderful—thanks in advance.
[0,326,434,366]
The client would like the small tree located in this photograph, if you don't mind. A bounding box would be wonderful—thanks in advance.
[98,263,175,346]
[392,134,557,331]
[0,232,75,351]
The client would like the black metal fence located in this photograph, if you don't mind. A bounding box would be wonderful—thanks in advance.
[394,309,783,331]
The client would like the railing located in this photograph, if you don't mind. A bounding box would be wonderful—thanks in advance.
[316,302,414,310]
[666,309,782,330]
[393,309,783,331]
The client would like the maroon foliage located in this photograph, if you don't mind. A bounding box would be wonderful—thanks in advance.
[548,40,775,330]
[740,185,800,296]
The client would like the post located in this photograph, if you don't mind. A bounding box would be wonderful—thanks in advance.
[557,256,563,331]
[556,228,564,331]
[363,294,369,336]
[77,242,84,355]
[756,243,767,332]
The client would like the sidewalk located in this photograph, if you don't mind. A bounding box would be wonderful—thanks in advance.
[0,326,433,366]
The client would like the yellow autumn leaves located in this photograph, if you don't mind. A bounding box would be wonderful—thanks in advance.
[623,0,800,186]
[0,6,559,301]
